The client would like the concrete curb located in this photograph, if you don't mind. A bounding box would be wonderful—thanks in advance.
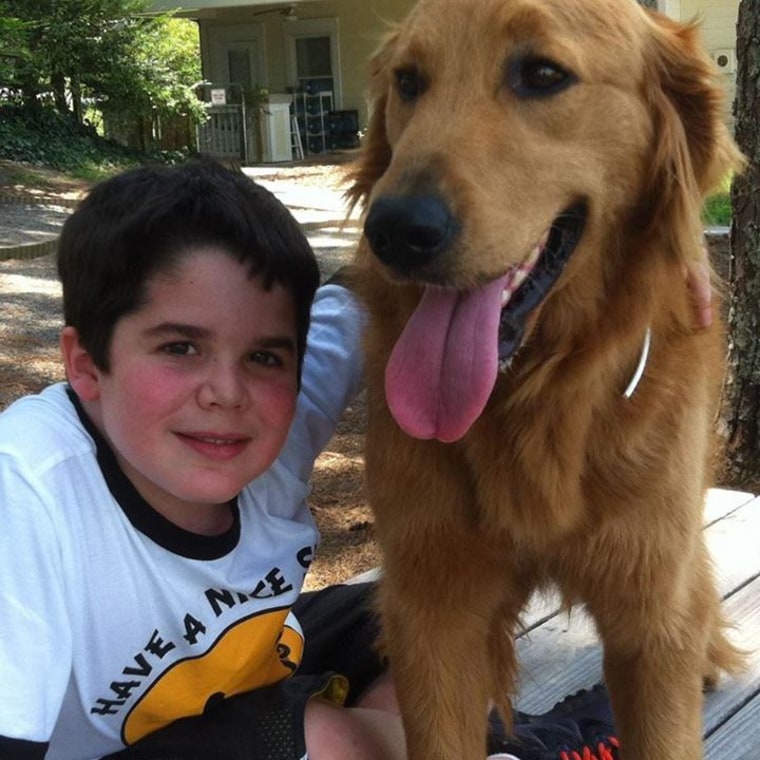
[0,236,58,262]
[0,193,80,208]
[0,193,73,261]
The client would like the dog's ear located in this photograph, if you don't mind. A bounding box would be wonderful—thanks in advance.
[641,11,744,267]
[345,29,399,213]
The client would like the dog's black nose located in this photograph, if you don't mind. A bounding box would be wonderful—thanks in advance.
[364,195,457,270]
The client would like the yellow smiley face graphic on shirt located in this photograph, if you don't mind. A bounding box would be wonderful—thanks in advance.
[122,609,303,745]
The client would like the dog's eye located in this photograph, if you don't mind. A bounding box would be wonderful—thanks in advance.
[395,68,424,102]
[509,57,575,97]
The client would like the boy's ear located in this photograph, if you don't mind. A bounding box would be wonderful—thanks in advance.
[60,326,101,401]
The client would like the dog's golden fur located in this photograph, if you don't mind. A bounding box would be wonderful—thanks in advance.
[347,0,745,757]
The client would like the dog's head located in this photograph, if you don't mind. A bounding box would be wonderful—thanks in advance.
[349,0,742,442]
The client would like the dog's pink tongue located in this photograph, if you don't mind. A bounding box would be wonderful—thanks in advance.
[385,275,508,442]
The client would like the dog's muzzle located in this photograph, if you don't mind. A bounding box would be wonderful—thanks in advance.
[363,193,587,443]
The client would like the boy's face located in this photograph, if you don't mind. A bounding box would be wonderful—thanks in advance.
[67,246,299,534]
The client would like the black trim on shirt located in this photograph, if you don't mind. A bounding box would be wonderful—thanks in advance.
[66,387,241,560]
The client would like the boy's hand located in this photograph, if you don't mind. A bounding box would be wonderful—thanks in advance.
[685,245,713,331]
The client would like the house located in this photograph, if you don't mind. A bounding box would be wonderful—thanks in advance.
[146,0,740,163]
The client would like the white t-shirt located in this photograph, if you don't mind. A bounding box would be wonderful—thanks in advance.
[0,284,364,760]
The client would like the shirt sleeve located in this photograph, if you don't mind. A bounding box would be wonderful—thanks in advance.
[280,283,366,483]
[0,454,73,745]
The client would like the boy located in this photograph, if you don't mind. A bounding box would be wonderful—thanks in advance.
[0,161,405,759]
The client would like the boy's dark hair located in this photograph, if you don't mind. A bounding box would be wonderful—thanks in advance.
[57,160,320,378]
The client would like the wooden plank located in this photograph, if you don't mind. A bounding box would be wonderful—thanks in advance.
[515,607,603,713]
[703,575,760,741]
[705,691,760,759]
[705,499,760,595]
[704,488,757,525]
[513,495,760,715]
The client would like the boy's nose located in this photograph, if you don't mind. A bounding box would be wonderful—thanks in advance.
[197,362,249,409]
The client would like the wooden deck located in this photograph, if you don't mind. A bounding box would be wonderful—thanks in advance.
[512,488,760,758]
[350,488,759,756]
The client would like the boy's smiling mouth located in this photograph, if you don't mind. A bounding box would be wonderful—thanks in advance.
[176,431,251,459]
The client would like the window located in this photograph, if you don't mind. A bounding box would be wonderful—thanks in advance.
[284,18,341,105]
[295,36,333,92]
[227,48,253,91]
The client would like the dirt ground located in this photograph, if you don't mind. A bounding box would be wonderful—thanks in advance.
[0,158,379,591]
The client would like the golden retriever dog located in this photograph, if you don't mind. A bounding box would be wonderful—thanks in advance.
[346,0,745,757]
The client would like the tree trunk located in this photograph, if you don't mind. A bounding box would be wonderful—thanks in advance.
[51,70,68,115]
[722,0,760,489]
[70,76,83,124]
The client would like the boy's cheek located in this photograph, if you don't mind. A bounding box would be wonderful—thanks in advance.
[272,383,299,427]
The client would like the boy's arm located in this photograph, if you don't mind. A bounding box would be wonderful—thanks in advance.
[0,457,71,753]
[281,280,366,482]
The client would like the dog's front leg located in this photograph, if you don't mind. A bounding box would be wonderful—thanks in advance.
[594,540,720,759]
[363,398,522,758]
[376,536,516,760]
[603,641,705,759]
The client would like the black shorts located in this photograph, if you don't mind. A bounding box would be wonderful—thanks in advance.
[102,581,386,760]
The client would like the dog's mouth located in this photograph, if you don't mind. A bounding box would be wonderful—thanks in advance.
[384,203,586,443]
[497,203,586,369]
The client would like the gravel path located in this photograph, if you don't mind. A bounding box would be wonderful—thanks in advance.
[0,251,64,407]
[0,202,73,248]
[0,251,63,343]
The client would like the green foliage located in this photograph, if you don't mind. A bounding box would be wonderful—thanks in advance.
[0,0,203,152]
[0,103,191,171]
[702,191,732,227]
[0,11,30,89]
[93,16,205,124]
[702,174,734,227]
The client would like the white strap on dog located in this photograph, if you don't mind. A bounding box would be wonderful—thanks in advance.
[623,327,652,399]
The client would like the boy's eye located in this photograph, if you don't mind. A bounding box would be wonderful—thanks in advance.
[250,350,283,367]
[163,341,198,356]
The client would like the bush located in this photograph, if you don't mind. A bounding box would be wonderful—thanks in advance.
[702,191,732,228]
[0,104,193,172]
